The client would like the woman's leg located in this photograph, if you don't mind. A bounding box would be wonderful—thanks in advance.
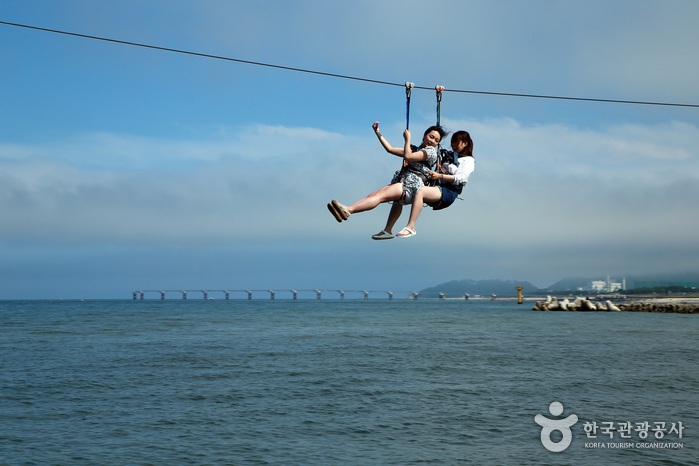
[402,186,442,233]
[346,183,403,214]
[381,202,403,234]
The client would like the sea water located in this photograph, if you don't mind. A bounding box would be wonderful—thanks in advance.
[0,299,696,465]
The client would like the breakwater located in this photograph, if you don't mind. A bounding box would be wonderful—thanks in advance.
[533,296,699,314]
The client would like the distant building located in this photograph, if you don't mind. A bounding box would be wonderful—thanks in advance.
[590,276,625,293]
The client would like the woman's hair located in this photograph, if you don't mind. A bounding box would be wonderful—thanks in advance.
[424,125,447,141]
[451,130,473,157]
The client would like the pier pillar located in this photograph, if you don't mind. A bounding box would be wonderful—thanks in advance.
[182,291,187,300]
[132,291,137,300]
[439,292,445,300]
[315,290,322,300]
[202,290,208,300]
[516,286,524,304]
[160,291,166,300]
[339,290,345,299]
[464,293,469,300]
[387,291,394,300]
[269,290,275,300]
[224,290,230,300]
[291,290,298,300]
[246,290,252,300]
[139,291,144,300]
[411,292,418,300]
[362,291,369,300]
[491,294,497,301]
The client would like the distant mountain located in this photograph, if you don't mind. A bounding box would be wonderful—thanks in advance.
[420,279,541,298]
[547,276,592,291]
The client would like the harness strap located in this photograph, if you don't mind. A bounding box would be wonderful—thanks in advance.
[435,85,444,126]
[428,85,446,187]
[405,82,414,130]
[402,83,415,169]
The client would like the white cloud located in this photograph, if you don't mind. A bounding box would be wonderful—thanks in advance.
[2,118,697,255]
[406,116,699,255]
[0,124,383,244]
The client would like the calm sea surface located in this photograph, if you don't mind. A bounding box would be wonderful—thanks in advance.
[1,299,697,465]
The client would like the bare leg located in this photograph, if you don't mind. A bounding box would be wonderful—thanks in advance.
[346,183,403,214]
[381,203,403,234]
[401,186,442,234]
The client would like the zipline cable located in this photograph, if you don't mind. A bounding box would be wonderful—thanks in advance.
[0,21,400,88]
[2,20,698,109]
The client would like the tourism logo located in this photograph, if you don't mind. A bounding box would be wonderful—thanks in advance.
[582,420,685,450]
[535,402,686,452]
[534,401,579,452]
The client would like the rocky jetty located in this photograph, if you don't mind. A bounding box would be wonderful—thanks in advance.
[532,296,699,314]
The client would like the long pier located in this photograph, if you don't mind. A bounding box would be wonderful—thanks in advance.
[131,289,475,300]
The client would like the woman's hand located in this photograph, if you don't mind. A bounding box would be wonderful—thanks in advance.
[403,129,411,142]
[372,121,380,135]
[429,170,449,181]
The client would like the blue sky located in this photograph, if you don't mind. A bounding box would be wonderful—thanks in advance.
[2,0,698,299]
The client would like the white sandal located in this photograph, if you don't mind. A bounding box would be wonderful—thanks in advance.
[396,227,416,238]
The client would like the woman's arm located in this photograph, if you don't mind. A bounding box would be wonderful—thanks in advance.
[452,157,475,185]
[402,129,429,162]
[373,122,404,157]
[428,158,475,185]
[428,170,456,183]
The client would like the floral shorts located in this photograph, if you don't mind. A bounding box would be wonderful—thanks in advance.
[391,170,425,205]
